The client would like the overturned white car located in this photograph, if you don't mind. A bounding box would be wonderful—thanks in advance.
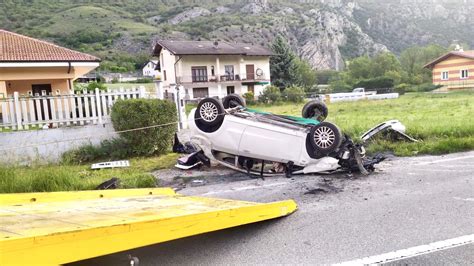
[187,95,383,177]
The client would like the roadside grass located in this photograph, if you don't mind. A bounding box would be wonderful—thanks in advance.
[250,91,474,156]
[0,153,179,193]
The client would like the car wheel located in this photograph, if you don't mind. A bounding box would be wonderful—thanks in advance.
[195,97,225,133]
[302,100,328,122]
[222,94,246,109]
[309,122,342,155]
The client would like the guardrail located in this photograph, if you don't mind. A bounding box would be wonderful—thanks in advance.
[325,92,399,103]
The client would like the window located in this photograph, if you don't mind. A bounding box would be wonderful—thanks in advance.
[224,65,234,81]
[191,66,208,82]
[226,86,235,95]
[193,87,209,98]
[211,66,215,76]
[163,70,167,81]
[441,71,449,80]
[460,69,469,79]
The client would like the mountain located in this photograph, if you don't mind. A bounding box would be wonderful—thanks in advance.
[1,0,473,71]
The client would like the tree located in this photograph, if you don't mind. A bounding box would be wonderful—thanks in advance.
[270,36,297,89]
[347,56,372,80]
[293,57,317,91]
[371,52,401,77]
[400,45,447,84]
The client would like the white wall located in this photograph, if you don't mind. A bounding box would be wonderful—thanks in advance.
[0,122,117,165]
[142,60,160,77]
[160,49,178,88]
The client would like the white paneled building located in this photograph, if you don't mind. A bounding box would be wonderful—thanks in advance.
[153,40,272,100]
[142,60,160,78]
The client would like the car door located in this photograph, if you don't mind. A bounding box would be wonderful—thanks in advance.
[238,120,303,163]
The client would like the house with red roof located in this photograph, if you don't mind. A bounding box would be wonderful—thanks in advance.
[0,29,100,98]
[424,49,474,91]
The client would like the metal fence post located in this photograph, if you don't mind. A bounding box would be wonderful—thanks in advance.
[13,91,23,130]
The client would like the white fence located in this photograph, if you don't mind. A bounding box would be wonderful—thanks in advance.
[325,92,399,103]
[0,87,146,131]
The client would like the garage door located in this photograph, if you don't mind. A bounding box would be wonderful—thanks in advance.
[193,87,209,98]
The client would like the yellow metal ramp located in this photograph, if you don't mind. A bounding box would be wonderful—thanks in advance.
[0,188,297,266]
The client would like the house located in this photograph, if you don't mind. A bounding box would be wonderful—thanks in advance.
[152,40,272,100]
[142,60,161,78]
[0,29,100,98]
[424,49,474,91]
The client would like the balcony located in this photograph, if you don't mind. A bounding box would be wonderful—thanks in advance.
[176,73,268,84]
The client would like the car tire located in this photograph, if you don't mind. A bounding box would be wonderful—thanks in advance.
[302,100,328,122]
[222,94,246,109]
[195,97,225,133]
[309,122,342,155]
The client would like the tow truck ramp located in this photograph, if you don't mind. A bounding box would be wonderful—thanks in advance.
[0,188,297,265]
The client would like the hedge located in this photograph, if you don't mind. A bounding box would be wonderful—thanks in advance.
[111,99,177,156]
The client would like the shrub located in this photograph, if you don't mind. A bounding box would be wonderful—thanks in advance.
[243,92,256,105]
[394,83,409,95]
[329,80,352,93]
[87,81,107,92]
[258,85,281,104]
[111,99,177,156]
[415,83,442,92]
[283,85,305,103]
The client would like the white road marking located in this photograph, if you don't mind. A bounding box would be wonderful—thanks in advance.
[334,234,474,265]
[453,197,474,202]
[415,155,474,166]
[203,181,290,195]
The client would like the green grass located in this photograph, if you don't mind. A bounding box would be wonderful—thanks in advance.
[47,6,157,35]
[0,153,179,193]
[250,92,474,156]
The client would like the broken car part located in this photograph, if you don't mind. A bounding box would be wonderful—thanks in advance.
[95,177,121,190]
[361,120,418,142]
[91,160,130,170]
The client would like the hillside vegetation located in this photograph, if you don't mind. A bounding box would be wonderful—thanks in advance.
[1,0,473,71]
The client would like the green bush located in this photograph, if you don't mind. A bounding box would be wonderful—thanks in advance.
[329,80,352,93]
[243,92,256,105]
[415,83,442,92]
[394,83,409,95]
[283,85,305,103]
[111,99,177,156]
[354,77,394,91]
[258,85,281,104]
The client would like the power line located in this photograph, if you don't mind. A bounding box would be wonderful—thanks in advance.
[0,113,230,152]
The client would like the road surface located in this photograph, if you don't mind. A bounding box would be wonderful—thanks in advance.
[71,151,474,265]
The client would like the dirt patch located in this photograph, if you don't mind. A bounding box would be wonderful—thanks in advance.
[303,183,343,196]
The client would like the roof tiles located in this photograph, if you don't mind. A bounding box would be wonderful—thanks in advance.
[0,29,100,62]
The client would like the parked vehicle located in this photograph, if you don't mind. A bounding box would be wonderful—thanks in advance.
[188,95,381,176]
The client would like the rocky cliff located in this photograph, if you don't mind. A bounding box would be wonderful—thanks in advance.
[2,0,472,70]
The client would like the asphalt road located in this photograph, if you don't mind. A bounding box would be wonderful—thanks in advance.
[71,151,474,265]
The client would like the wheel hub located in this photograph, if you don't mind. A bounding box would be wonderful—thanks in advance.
[200,102,218,122]
[314,126,335,149]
